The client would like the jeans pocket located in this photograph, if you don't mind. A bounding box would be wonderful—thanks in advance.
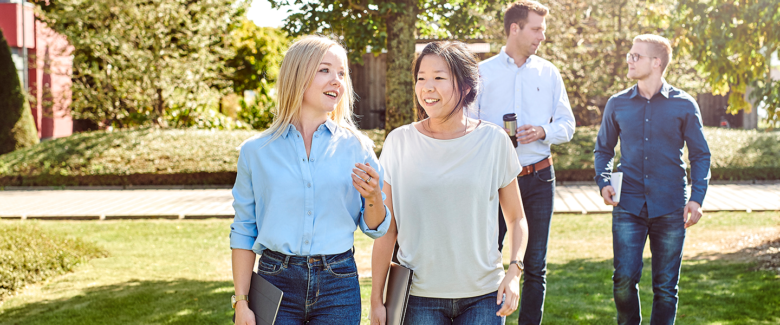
[257,254,284,276]
[327,256,358,278]
[533,166,556,183]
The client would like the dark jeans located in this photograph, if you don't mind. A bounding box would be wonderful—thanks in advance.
[404,291,505,325]
[612,204,686,325]
[498,164,555,325]
[257,249,361,325]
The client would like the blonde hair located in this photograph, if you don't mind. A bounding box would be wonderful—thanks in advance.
[254,35,371,149]
[633,34,673,74]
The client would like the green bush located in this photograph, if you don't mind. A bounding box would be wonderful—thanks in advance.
[237,95,275,130]
[1,126,777,186]
[0,223,107,299]
[0,28,39,155]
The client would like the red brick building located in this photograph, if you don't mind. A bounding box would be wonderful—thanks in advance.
[0,0,73,140]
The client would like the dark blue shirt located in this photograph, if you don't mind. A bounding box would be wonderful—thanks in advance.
[594,82,711,218]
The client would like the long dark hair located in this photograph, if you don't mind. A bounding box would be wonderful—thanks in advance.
[413,41,480,121]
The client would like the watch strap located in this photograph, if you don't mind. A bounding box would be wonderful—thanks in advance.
[510,260,524,272]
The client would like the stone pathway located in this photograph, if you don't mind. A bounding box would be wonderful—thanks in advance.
[0,184,778,219]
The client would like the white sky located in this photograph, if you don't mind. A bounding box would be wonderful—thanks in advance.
[247,0,296,27]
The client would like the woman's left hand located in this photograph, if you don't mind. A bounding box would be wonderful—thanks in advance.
[496,266,521,316]
[352,163,382,202]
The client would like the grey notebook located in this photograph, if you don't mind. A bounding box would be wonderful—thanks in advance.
[233,272,283,325]
[384,263,413,325]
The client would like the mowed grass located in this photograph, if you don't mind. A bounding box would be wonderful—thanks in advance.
[0,212,778,325]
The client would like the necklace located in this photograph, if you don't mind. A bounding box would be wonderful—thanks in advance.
[425,117,469,139]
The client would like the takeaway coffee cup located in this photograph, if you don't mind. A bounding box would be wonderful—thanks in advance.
[503,113,518,147]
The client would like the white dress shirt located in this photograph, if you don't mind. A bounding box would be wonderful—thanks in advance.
[472,47,575,166]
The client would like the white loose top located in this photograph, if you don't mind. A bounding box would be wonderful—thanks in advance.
[380,121,522,298]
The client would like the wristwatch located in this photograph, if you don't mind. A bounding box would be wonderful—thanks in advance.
[510,260,524,272]
[232,295,249,309]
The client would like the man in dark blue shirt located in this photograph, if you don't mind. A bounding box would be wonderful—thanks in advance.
[594,34,711,325]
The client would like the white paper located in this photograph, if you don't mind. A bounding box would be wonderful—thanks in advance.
[611,172,623,203]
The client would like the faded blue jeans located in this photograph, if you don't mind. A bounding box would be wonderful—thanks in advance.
[403,291,505,325]
[498,164,555,325]
[256,249,361,324]
[612,204,686,325]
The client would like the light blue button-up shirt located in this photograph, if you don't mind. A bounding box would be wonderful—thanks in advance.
[472,47,575,166]
[230,119,391,256]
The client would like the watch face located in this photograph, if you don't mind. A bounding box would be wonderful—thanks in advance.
[231,295,236,308]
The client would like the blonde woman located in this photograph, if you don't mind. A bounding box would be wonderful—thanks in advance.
[230,36,390,325]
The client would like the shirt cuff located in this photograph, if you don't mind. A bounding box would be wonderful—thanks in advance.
[229,232,256,251]
[540,125,552,145]
[359,204,391,239]
[689,193,705,207]
[594,174,611,195]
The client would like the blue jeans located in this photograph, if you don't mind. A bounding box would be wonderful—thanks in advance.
[403,291,505,325]
[612,204,686,325]
[498,164,555,325]
[256,249,361,325]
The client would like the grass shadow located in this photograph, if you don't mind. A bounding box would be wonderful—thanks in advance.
[0,279,235,325]
[506,258,780,325]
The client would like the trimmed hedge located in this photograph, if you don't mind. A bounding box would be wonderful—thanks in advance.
[0,223,107,299]
[0,126,777,186]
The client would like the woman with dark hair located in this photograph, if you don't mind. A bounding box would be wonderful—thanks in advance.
[369,41,530,325]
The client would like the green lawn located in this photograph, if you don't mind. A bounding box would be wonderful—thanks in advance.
[1,212,778,324]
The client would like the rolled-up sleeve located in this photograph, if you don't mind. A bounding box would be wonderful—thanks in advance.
[594,98,619,192]
[683,103,711,206]
[359,192,391,239]
[541,68,575,146]
[230,147,258,250]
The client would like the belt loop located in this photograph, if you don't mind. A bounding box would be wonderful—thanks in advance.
[283,255,290,268]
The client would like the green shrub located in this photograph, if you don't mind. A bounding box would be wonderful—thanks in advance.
[0,223,107,299]
[0,28,39,155]
[237,95,275,130]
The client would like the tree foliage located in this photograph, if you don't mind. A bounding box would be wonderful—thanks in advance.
[226,20,288,97]
[36,0,248,128]
[269,0,494,133]
[0,28,39,155]
[669,0,780,127]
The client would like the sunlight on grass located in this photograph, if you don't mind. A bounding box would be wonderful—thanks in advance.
[0,211,778,324]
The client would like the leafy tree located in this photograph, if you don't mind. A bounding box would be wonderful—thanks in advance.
[269,0,492,134]
[0,28,39,155]
[226,20,288,97]
[669,0,780,127]
[36,0,247,128]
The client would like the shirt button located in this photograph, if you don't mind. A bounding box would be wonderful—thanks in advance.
[645,175,649,178]
[314,135,319,138]
[645,119,649,122]
[311,158,315,162]
[307,210,312,215]
[645,157,648,160]
[304,240,310,244]
[307,183,311,188]
[645,138,648,141]
[302,158,305,162]
[647,100,650,103]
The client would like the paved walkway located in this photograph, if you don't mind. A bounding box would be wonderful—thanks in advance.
[0,184,778,219]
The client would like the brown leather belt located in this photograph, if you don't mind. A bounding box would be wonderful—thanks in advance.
[518,157,552,177]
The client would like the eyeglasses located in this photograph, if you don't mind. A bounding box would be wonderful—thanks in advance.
[626,53,656,63]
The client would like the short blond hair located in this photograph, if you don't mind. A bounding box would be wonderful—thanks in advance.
[633,34,673,73]
[504,0,549,36]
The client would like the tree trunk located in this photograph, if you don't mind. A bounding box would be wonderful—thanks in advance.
[384,0,416,135]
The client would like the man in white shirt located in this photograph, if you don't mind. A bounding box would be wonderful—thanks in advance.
[472,1,575,324]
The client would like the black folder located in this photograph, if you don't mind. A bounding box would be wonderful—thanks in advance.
[384,262,413,325]
[233,271,283,325]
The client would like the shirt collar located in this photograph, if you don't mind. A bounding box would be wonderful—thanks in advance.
[629,79,672,99]
[499,46,534,69]
[281,119,338,139]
